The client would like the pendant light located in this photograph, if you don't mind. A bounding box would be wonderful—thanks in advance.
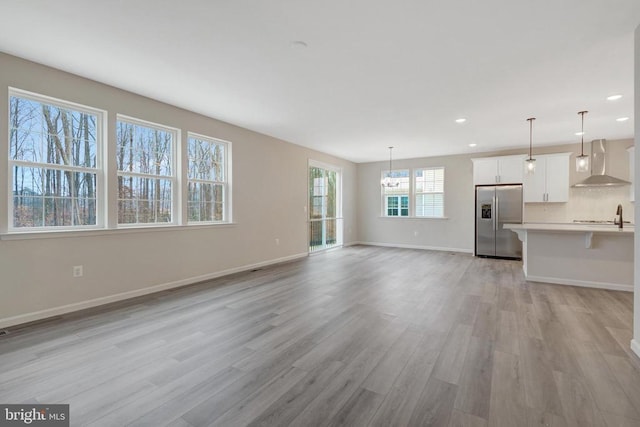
[525,117,536,175]
[381,146,400,187]
[576,111,589,172]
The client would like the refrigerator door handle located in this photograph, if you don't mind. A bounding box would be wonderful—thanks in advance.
[493,196,497,231]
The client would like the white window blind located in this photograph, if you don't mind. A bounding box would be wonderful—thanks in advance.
[415,167,444,217]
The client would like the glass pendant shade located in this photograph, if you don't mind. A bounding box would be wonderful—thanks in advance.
[381,147,400,187]
[576,154,589,172]
[576,111,589,172]
[525,158,536,175]
[524,117,536,175]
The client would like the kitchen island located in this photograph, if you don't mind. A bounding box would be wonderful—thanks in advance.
[504,223,634,292]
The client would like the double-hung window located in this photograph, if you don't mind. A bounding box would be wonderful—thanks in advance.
[116,117,177,225]
[381,167,445,217]
[9,90,103,229]
[381,170,410,217]
[415,167,444,217]
[187,133,229,222]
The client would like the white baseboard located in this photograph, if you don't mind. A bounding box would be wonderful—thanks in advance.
[354,241,473,254]
[631,339,640,359]
[0,252,308,329]
[525,275,634,292]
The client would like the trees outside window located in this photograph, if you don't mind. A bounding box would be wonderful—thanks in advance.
[9,91,101,229]
[116,117,176,225]
[187,134,228,222]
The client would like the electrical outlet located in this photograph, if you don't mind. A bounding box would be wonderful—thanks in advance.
[275,238,280,245]
[73,265,83,278]
[414,231,419,237]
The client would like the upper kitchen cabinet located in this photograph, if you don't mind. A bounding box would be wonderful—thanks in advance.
[628,146,634,202]
[472,155,526,185]
[523,153,570,203]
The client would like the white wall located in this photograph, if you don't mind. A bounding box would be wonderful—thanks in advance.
[0,53,357,327]
[357,140,634,253]
[357,153,475,252]
[633,24,640,358]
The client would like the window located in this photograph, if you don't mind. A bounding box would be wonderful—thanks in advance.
[187,133,229,222]
[381,167,445,217]
[386,195,409,217]
[415,167,444,217]
[116,117,177,225]
[6,90,234,234]
[9,90,103,229]
[381,170,410,217]
[309,162,342,252]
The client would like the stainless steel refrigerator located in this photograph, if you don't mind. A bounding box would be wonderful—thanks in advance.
[475,185,523,259]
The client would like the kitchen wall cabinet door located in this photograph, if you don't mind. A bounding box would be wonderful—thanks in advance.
[472,158,499,185]
[472,155,525,185]
[498,156,526,184]
[523,153,570,203]
[545,154,570,202]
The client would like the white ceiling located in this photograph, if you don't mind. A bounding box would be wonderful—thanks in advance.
[1,1,639,163]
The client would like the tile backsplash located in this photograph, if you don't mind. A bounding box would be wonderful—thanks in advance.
[524,186,634,223]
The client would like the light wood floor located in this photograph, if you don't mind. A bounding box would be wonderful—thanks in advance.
[1,246,639,426]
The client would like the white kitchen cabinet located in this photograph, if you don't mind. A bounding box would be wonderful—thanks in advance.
[523,153,570,203]
[628,146,634,202]
[472,155,526,185]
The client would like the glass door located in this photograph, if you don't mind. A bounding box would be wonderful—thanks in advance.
[309,162,342,252]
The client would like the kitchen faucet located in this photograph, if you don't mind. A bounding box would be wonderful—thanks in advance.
[616,204,623,229]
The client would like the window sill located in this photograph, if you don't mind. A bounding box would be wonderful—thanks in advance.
[378,216,449,220]
[0,222,237,241]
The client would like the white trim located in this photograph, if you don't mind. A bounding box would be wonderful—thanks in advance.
[186,132,232,223]
[0,222,238,240]
[631,339,640,359]
[525,275,633,292]
[377,216,449,220]
[0,252,308,329]
[308,158,342,173]
[8,88,107,231]
[355,241,473,254]
[115,115,180,226]
[9,87,106,116]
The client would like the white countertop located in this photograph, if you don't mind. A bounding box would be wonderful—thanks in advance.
[504,222,634,234]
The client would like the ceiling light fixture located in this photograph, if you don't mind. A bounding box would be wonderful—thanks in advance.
[616,117,629,122]
[468,143,477,147]
[455,118,467,123]
[576,111,589,172]
[575,131,585,136]
[525,117,536,175]
[606,94,622,101]
[381,146,400,188]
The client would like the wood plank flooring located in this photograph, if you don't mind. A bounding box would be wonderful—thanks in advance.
[0,245,638,426]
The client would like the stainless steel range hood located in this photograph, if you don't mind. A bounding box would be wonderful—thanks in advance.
[572,139,630,187]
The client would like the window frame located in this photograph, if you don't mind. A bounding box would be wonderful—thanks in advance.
[186,132,231,224]
[414,167,445,218]
[7,88,106,232]
[115,114,180,227]
[380,168,410,217]
[380,166,446,218]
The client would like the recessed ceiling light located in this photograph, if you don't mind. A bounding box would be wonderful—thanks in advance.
[291,40,308,48]
[455,118,467,123]
[575,131,584,136]
[616,117,630,122]
[468,143,477,147]
[606,94,622,101]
